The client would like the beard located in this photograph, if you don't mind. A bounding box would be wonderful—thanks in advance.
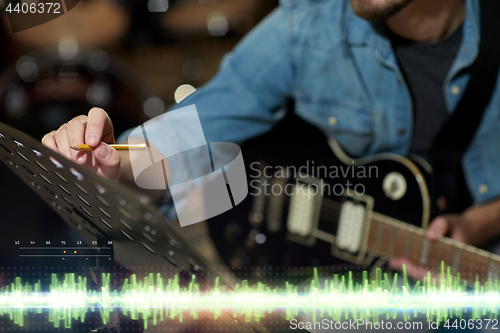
[349,0,416,21]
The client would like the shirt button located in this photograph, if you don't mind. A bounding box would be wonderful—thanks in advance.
[451,85,461,95]
[398,128,406,136]
[328,116,338,126]
[478,184,488,194]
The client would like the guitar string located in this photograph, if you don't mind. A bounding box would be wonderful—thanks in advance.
[257,190,494,281]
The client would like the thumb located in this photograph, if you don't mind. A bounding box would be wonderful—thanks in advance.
[426,216,450,241]
[94,143,120,180]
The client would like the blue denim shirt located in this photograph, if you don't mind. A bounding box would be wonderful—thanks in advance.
[128,0,500,206]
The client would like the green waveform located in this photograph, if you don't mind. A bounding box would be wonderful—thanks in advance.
[1,264,500,329]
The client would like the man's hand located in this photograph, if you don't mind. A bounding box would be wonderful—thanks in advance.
[41,107,121,180]
[427,199,500,247]
[425,213,473,245]
[389,198,500,281]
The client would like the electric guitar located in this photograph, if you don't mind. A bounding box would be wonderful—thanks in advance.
[208,137,500,286]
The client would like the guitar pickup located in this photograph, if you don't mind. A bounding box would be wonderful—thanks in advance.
[331,193,373,263]
[336,201,366,253]
[286,174,323,247]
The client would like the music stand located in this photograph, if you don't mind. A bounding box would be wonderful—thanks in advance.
[0,122,302,332]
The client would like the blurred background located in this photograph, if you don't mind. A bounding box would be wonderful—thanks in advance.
[0,0,277,264]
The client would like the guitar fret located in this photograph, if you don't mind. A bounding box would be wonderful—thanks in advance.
[488,256,500,281]
[412,233,423,264]
[472,251,479,283]
[475,253,489,284]
[485,255,491,283]
[461,249,477,283]
[427,241,442,270]
[386,225,398,257]
[367,219,379,251]
[473,248,491,284]
[376,222,388,254]
[419,238,431,266]
[393,228,403,257]
[403,228,414,259]
[394,228,411,257]
[440,242,454,274]
[450,244,464,276]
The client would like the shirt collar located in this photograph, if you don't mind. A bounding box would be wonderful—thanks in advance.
[453,0,480,70]
[341,1,372,46]
[341,0,480,67]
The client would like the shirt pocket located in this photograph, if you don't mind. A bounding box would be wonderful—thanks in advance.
[295,97,375,157]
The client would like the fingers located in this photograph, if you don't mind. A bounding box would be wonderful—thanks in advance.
[42,116,88,163]
[67,116,89,164]
[41,110,118,179]
[426,214,469,245]
[388,257,439,282]
[94,143,121,180]
[85,108,114,147]
[41,131,57,151]
[426,216,450,241]
[53,124,73,160]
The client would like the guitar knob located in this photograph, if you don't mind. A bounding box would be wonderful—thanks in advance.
[382,172,407,200]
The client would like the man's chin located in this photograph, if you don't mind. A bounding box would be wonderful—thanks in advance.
[349,0,416,21]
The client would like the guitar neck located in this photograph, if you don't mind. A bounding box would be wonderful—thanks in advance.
[365,212,500,285]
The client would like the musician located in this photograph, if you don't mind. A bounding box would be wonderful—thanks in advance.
[42,0,500,279]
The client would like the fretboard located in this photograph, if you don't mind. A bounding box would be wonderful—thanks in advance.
[366,212,500,285]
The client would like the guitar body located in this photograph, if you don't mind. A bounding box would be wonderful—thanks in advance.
[208,113,500,285]
[208,139,431,273]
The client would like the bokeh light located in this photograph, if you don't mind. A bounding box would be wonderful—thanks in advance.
[143,97,165,118]
[148,0,169,12]
[89,50,110,72]
[207,11,228,36]
[182,58,205,81]
[16,56,38,83]
[58,36,79,61]
[86,80,111,106]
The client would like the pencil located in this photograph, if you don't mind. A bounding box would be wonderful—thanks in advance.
[70,144,147,151]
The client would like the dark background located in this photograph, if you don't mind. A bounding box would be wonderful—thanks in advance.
[0,0,277,267]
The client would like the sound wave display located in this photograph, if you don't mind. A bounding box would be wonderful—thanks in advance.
[1,265,499,329]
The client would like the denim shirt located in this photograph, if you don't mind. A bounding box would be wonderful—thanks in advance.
[128,0,500,207]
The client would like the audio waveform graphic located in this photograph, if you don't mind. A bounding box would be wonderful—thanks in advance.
[1,265,500,329]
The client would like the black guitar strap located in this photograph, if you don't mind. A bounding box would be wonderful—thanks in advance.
[430,0,500,170]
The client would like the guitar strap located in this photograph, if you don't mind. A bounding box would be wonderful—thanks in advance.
[430,0,500,170]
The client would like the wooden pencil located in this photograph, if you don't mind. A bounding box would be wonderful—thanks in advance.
[70,144,147,151]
